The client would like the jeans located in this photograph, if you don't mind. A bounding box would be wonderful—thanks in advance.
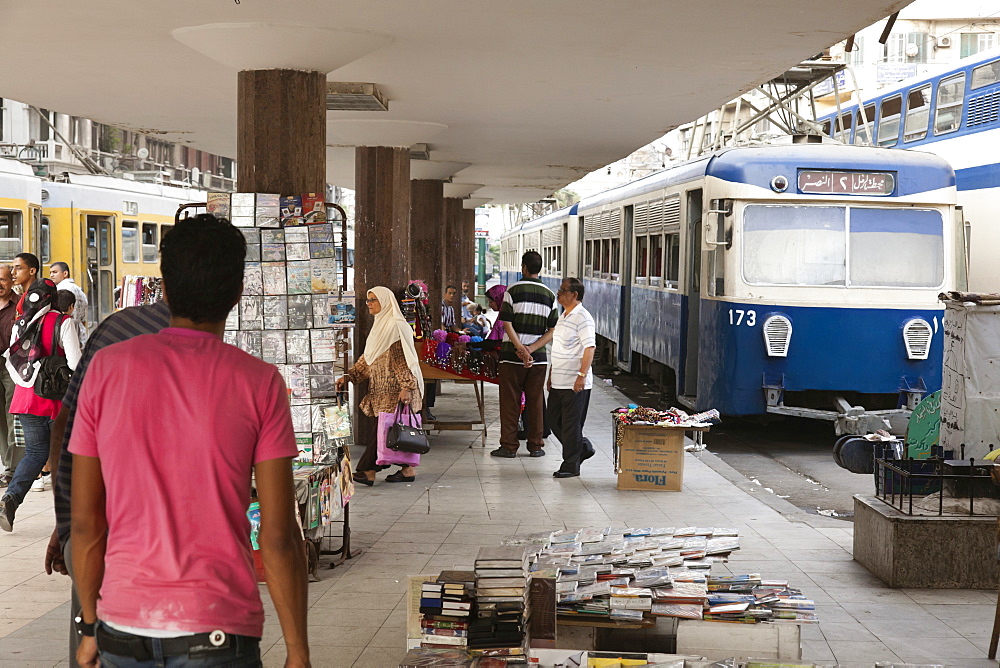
[548,388,594,474]
[3,413,52,508]
[97,623,262,668]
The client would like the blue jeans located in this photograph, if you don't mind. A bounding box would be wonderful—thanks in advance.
[97,623,262,667]
[2,414,52,508]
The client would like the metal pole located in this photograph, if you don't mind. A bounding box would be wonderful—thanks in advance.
[477,236,486,297]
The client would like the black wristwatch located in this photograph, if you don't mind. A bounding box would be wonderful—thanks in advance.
[74,615,96,637]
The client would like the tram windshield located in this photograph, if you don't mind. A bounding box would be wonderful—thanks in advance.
[743,204,943,288]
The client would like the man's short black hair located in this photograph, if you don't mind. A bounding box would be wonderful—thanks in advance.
[522,251,542,275]
[445,284,458,292]
[51,261,70,275]
[160,214,246,323]
[55,290,76,313]
[16,252,39,273]
[564,277,585,301]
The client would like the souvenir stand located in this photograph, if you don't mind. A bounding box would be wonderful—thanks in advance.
[204,192,360,574]
[117,276,163,308]
[415,311,500,448]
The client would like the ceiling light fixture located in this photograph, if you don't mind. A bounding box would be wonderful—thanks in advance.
[326,82,388,111]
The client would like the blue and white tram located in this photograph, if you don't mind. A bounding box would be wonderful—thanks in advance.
[816,47,1000,292]
[500,143,963,433]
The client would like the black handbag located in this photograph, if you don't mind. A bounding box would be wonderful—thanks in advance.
[387,402,430,455]
[34,314,72,400]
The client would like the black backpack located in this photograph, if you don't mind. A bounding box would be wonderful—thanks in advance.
[34,314,72,400]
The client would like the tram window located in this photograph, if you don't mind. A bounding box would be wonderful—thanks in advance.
[877,96,902,146]
[836,113,853,142]
[971,60,1000,90]
[161,223,173,242]
[848,208,943,287]
[821,119,832,137]
[743,205,846,286]
[610,238,621,280]
[584,240,593,277]
[141,223,158,262]
[0,210,22,262]
[934,73,965,135]
[665,233,680,288]
[39,215,51,264]
[904,85,932,142]
[854,104,875,145]
[635,236,648,282]
[649,234,664,287]
[601,239,610,278]
[122,221,139,263]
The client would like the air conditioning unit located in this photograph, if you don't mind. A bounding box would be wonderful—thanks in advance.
[937,35,953,48]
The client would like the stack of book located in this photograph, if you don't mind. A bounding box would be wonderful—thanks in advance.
[419,571,476,649]
[470,546,529,654]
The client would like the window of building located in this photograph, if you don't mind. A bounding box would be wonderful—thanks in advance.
[854,104,876,145]
[122,221,139,263]
[971,59,1000,90]
[961,33,996,59]
[886,32,929,63]
[850,36,865,67]
[904,85,932,142]
[877,95,902,146]
[142,223,158,262]
[934,73,965,135]
[635,235,648,282]
[665,233,680,288]
[649,234,664,286]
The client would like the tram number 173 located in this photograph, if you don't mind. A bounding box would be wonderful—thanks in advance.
[728,309,757,326]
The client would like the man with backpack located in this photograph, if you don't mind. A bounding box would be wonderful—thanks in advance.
[0,278,81,531]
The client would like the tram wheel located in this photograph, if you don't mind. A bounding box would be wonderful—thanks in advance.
[832,435,852,468]
[838,437,875,475]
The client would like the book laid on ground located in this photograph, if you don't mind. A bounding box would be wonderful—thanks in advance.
[475,546,528,569]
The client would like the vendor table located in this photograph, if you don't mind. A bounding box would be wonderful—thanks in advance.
[421,361,487,447]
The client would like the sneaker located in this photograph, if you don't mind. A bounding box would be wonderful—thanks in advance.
[0,473,11,488]
[31,477,49,493]
[0,496,14,532]
[490,448,516,458]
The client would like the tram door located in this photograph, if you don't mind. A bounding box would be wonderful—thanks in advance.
[85,215,115,323]
[617,206,633,368]
[683,190,703,398]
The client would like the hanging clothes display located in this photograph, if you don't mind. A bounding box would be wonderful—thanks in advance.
[118,276,164,309]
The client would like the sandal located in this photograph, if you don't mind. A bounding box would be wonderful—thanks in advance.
[385,470,415,483]
[352,472,374,487]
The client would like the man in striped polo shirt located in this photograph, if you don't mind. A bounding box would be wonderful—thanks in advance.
[547,277,597,478]
[492,251,558,458]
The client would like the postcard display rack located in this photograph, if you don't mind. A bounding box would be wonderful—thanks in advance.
[208,191,359,568]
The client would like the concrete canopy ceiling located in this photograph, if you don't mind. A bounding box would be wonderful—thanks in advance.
[0,1,912,203]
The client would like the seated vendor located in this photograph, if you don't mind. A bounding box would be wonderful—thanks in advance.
[441,284,472,334]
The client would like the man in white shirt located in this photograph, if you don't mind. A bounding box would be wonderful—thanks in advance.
[49,262,88,346]
[546,277,596,478]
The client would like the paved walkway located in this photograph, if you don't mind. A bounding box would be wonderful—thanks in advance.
[0,380,996,667]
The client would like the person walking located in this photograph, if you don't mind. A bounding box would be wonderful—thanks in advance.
[547,278,597,478]
[68,214,309,668]
[0,266,19,486]
[491,251,558,459]
[0,278,82,531]
[337,287,424,485]
[11,252,39,313]
[49,262,89,346]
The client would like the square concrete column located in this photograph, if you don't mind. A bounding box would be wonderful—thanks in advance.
[354,146,412,343]
[443,197,465,293]
[461,208,476,298]
[410,179,445,327]
[237,70,326,194]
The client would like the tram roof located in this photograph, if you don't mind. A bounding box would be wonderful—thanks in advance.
[0,1,915,202]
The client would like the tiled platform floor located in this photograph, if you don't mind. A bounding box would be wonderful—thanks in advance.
[0,380,996,667]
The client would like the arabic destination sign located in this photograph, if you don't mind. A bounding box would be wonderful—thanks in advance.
[797,170,895,196]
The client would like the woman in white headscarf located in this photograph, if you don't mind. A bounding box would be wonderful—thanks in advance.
[336,286,424,485]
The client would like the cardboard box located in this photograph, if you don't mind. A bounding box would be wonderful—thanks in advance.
[676,619,801,662]
[616,425,685,491]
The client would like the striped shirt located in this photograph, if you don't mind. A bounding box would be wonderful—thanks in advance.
[499,277,558,363]
[549,304,596,390]
[55,300,171,547]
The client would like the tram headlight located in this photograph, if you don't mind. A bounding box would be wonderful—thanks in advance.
[763,315,792,357]
[903,318,932,360]
[770,175,789,193]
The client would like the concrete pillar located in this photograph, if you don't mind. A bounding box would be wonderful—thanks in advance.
[460,208,476,297]
[410,179,445,327]
[237,69,326,194]
[442,197,464,291]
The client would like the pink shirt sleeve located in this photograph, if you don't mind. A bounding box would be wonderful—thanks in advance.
[254,367,298,464]
[68,352,104,458]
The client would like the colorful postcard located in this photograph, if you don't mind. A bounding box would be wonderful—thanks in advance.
[286,261,311,294]
[260,228,284,244]
[262,262,287,295]
[261,243,285,262]
[310,258,336,294]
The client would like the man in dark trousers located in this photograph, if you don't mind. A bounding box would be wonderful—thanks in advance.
[492,251,558,458]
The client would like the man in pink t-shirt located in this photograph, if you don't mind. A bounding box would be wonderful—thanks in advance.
[70,214,309,668]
